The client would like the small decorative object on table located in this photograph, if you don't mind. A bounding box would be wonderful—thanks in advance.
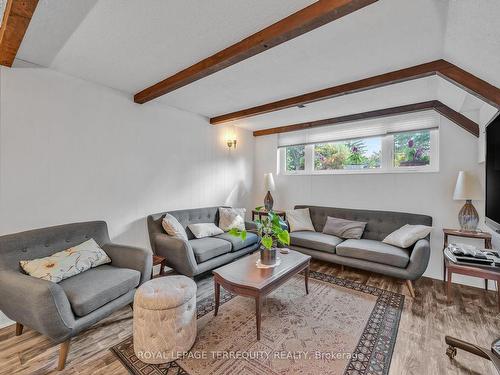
[453,171,482,231]
[263,173,275,211]
[230,208,290,267]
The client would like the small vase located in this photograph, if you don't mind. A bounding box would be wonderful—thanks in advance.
[260,247,277,266]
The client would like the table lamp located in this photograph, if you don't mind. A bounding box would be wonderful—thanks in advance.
[453,171,482,231]
[263,173,275,211]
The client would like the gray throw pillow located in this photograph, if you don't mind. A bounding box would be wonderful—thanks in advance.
[322,216,366,239]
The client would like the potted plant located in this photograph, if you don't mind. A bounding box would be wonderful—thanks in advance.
[229,207,290,266]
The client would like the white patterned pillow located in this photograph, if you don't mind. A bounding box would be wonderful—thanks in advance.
[218,207,246,231]
[188,223,224,239]
[20,238,111,283]
[162,213,188,240]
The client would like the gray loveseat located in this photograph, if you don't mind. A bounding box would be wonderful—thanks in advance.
[147,207,260,277]
[0,221,152,370]
[289,205,432,297]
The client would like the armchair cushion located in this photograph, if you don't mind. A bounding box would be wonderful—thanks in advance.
[189,238,231,263]
[59,265,140,317]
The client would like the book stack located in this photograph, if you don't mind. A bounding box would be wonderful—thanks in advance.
[446,243,500,268]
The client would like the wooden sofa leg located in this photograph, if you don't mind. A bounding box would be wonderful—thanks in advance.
[58,340,71,371]
[406,280,416,298]
[15,323,23,336]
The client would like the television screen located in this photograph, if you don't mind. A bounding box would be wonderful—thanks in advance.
[486,115,500,231]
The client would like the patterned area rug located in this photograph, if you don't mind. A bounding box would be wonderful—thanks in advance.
[111,271,404,375]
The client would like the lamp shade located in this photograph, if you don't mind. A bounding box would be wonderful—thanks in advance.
[264,173,275,192]
[453,171,482,201]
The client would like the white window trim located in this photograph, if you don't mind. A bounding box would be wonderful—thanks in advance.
[279,128,439,176]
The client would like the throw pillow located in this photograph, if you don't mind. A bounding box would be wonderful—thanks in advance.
[383,224,432,248]
[323,216,367,239]
[188,223,224,239]
[218,207,246,231]
[19,238,111,283]
[286,208,315,232]
[162,213,188,240]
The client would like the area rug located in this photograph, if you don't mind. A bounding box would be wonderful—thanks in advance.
[111,271,404,375]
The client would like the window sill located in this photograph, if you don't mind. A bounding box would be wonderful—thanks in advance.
[280,167,439,176]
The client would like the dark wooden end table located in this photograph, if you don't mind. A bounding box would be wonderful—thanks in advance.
[152,255,167,278]
[442,229,499,311]
[212,250,311,340]
[251,209,286,221]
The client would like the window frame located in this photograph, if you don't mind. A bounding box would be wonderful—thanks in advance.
[279,128,439,176]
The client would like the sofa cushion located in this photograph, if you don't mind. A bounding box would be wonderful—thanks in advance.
[59,265,140,317]
[215,232,259,251]
[336,239,410,268]
[290,231,343,253]
[190,237,231,263]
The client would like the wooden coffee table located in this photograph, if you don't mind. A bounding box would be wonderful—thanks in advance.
[212,249,311,340]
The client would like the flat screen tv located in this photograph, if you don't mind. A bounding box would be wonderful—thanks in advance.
[486,114,500,232]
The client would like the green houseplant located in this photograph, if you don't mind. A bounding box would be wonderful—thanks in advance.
[229,207,290,266]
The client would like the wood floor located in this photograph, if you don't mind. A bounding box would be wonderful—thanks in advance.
[0,260,498,375]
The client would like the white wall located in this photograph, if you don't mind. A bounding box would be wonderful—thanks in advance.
[444,0,500,88]
[0,67,255,248]
[253,118,491,289]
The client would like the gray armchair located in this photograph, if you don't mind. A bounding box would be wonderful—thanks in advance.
[0,221,152,370]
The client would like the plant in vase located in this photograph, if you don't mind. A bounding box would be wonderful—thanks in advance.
[229,207,290,266]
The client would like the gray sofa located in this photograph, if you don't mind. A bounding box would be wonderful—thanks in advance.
[0,221,152,370]
[289,205,432,297]
[147,207,259,277]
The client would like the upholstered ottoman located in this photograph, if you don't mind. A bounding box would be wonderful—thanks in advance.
[133,276,197,364]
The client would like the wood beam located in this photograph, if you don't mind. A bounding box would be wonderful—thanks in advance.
[134,0,378,104]
[0,0,39,67]
[252,100,480,137]
[211,60,500,125]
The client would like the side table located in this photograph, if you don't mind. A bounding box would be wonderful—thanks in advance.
[251,209,286,221]
[152,255,167,278]
[442,228,499,311]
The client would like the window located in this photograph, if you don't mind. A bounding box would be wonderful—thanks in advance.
[393,129,431,168]
[285,145,305,172]
[314,137,381,171]
[279,128,438,175]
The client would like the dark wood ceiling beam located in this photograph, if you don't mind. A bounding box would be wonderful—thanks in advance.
[437,65,500,108]
[212,60,500,125]
[0,0,39,67]
[252,100,480,137]
[134,0,378,104]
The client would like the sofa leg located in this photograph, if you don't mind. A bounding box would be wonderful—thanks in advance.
[15,323,23,336]
[58,340,71,371]
[405,280,416,298]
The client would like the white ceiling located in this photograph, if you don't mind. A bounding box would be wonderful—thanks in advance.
[14,0,499,131]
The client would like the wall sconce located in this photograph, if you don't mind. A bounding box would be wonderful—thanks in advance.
[225,129,237,149]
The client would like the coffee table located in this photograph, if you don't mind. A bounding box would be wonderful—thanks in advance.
[212,249,311,340]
